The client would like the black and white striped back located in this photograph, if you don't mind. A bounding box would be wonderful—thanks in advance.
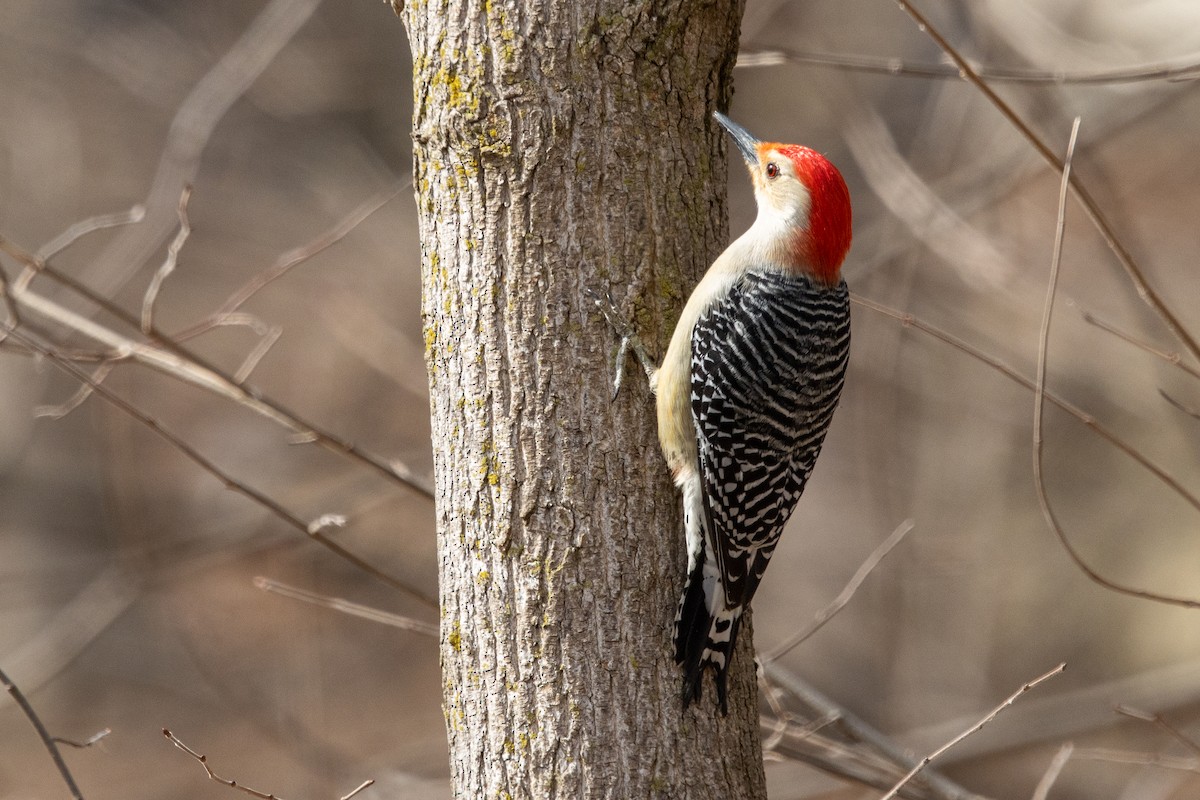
[675,268,850,711]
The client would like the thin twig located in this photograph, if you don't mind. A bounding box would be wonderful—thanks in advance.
[52,729,113,749]
[1115,705,1200,757]
[762,663,984,800]
[758,669,843,752]
[759,668,789,720]
[338,782,374,800]
[0,259,20,338]
[13,278,308,428]
[151,185,401,382]
[254,577,438,635]
[34,362,115,419]
[761,519,913,663]
[844,106,1013,288]
[233,323,283,384]
[760,712,791,757]
[894,0,1200,364]
[1033,117,1077,565]
[1158,389,1200,420]
[852,293,1200,520]
[1031,743,1074,800]
[1,324,436,609]
[178,182,405,336]
[163,728,374,800]
[1029,119,1200,608]
[84,0,325,297]
[757,672,845,756]
[6,233,267,411]
[5,229,432,497]
[879,663,1067,800]
[1070,747,1200,773]
[1076,307,1200,381]
[33,204,146,265]
[141,186,192,333]
[736,47,1200,85]
[0,664,87,800]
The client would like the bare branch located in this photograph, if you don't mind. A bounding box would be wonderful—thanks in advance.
[1071,747,1200,773]
[6,203,146,321]
[844,107,1014,288]
[0,258,21,339]
[1115,704,1200,757]
[36,241,432,495]
[53,729,113,749]
[186,182,406,332]
[158,310,282,384]
[163,728,374,800]
[1,664,88,800]
[1033,117,1081,568]
[759,714,790,761]
[852,294,1200,529]
[859,293,1200,606]
[141,186,192,333]
[1031,743,1074,800]
[894,0,1200,363]
[13,279,310,430]
[1,324,436,608]
[34,361,116,419]
[1026,118,1200,608]
[1158,389,1200,420]
[761,519,913,663]
[761,663,985,800]
[84,0,325,297]
[34,204,146,264]
[339,781,375,800]
[232,323,283,384]
[254,577,438,635]
[6,235,432,497]
[879,663,1067,800]
[1076,306,1200,381]
[736,47,1200,85]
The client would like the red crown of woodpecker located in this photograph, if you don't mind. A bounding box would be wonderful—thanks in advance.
[716,112,852,284]
[774,143,852,283]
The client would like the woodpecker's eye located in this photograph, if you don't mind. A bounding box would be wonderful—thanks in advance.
[765,162,779,179]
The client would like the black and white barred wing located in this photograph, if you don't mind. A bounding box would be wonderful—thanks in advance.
[690,270,851,610]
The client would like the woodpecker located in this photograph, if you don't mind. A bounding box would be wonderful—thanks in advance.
[656,112,853,713]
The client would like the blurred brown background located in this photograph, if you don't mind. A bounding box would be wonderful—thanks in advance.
[2,1,1200,798]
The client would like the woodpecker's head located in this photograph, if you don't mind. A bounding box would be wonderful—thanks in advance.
[715,111,852,284]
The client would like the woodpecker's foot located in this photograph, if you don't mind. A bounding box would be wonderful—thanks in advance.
[585,287,657,399]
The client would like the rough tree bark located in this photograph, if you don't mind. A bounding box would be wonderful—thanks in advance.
[400,0,761,796]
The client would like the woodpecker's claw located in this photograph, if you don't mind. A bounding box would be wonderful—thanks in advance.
[585,287,635,399]
[585,287,657,400]
[611,335,632,400]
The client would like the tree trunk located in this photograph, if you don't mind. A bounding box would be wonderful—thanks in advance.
[401,0,761,796]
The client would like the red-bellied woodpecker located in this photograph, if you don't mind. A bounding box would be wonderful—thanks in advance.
[592,111,852,714]
[666,112,852,712]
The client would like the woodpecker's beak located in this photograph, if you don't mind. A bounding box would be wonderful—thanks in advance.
[714,112,760,168]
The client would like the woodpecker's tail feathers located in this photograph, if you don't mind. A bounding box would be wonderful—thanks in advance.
[674,552,743,715]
